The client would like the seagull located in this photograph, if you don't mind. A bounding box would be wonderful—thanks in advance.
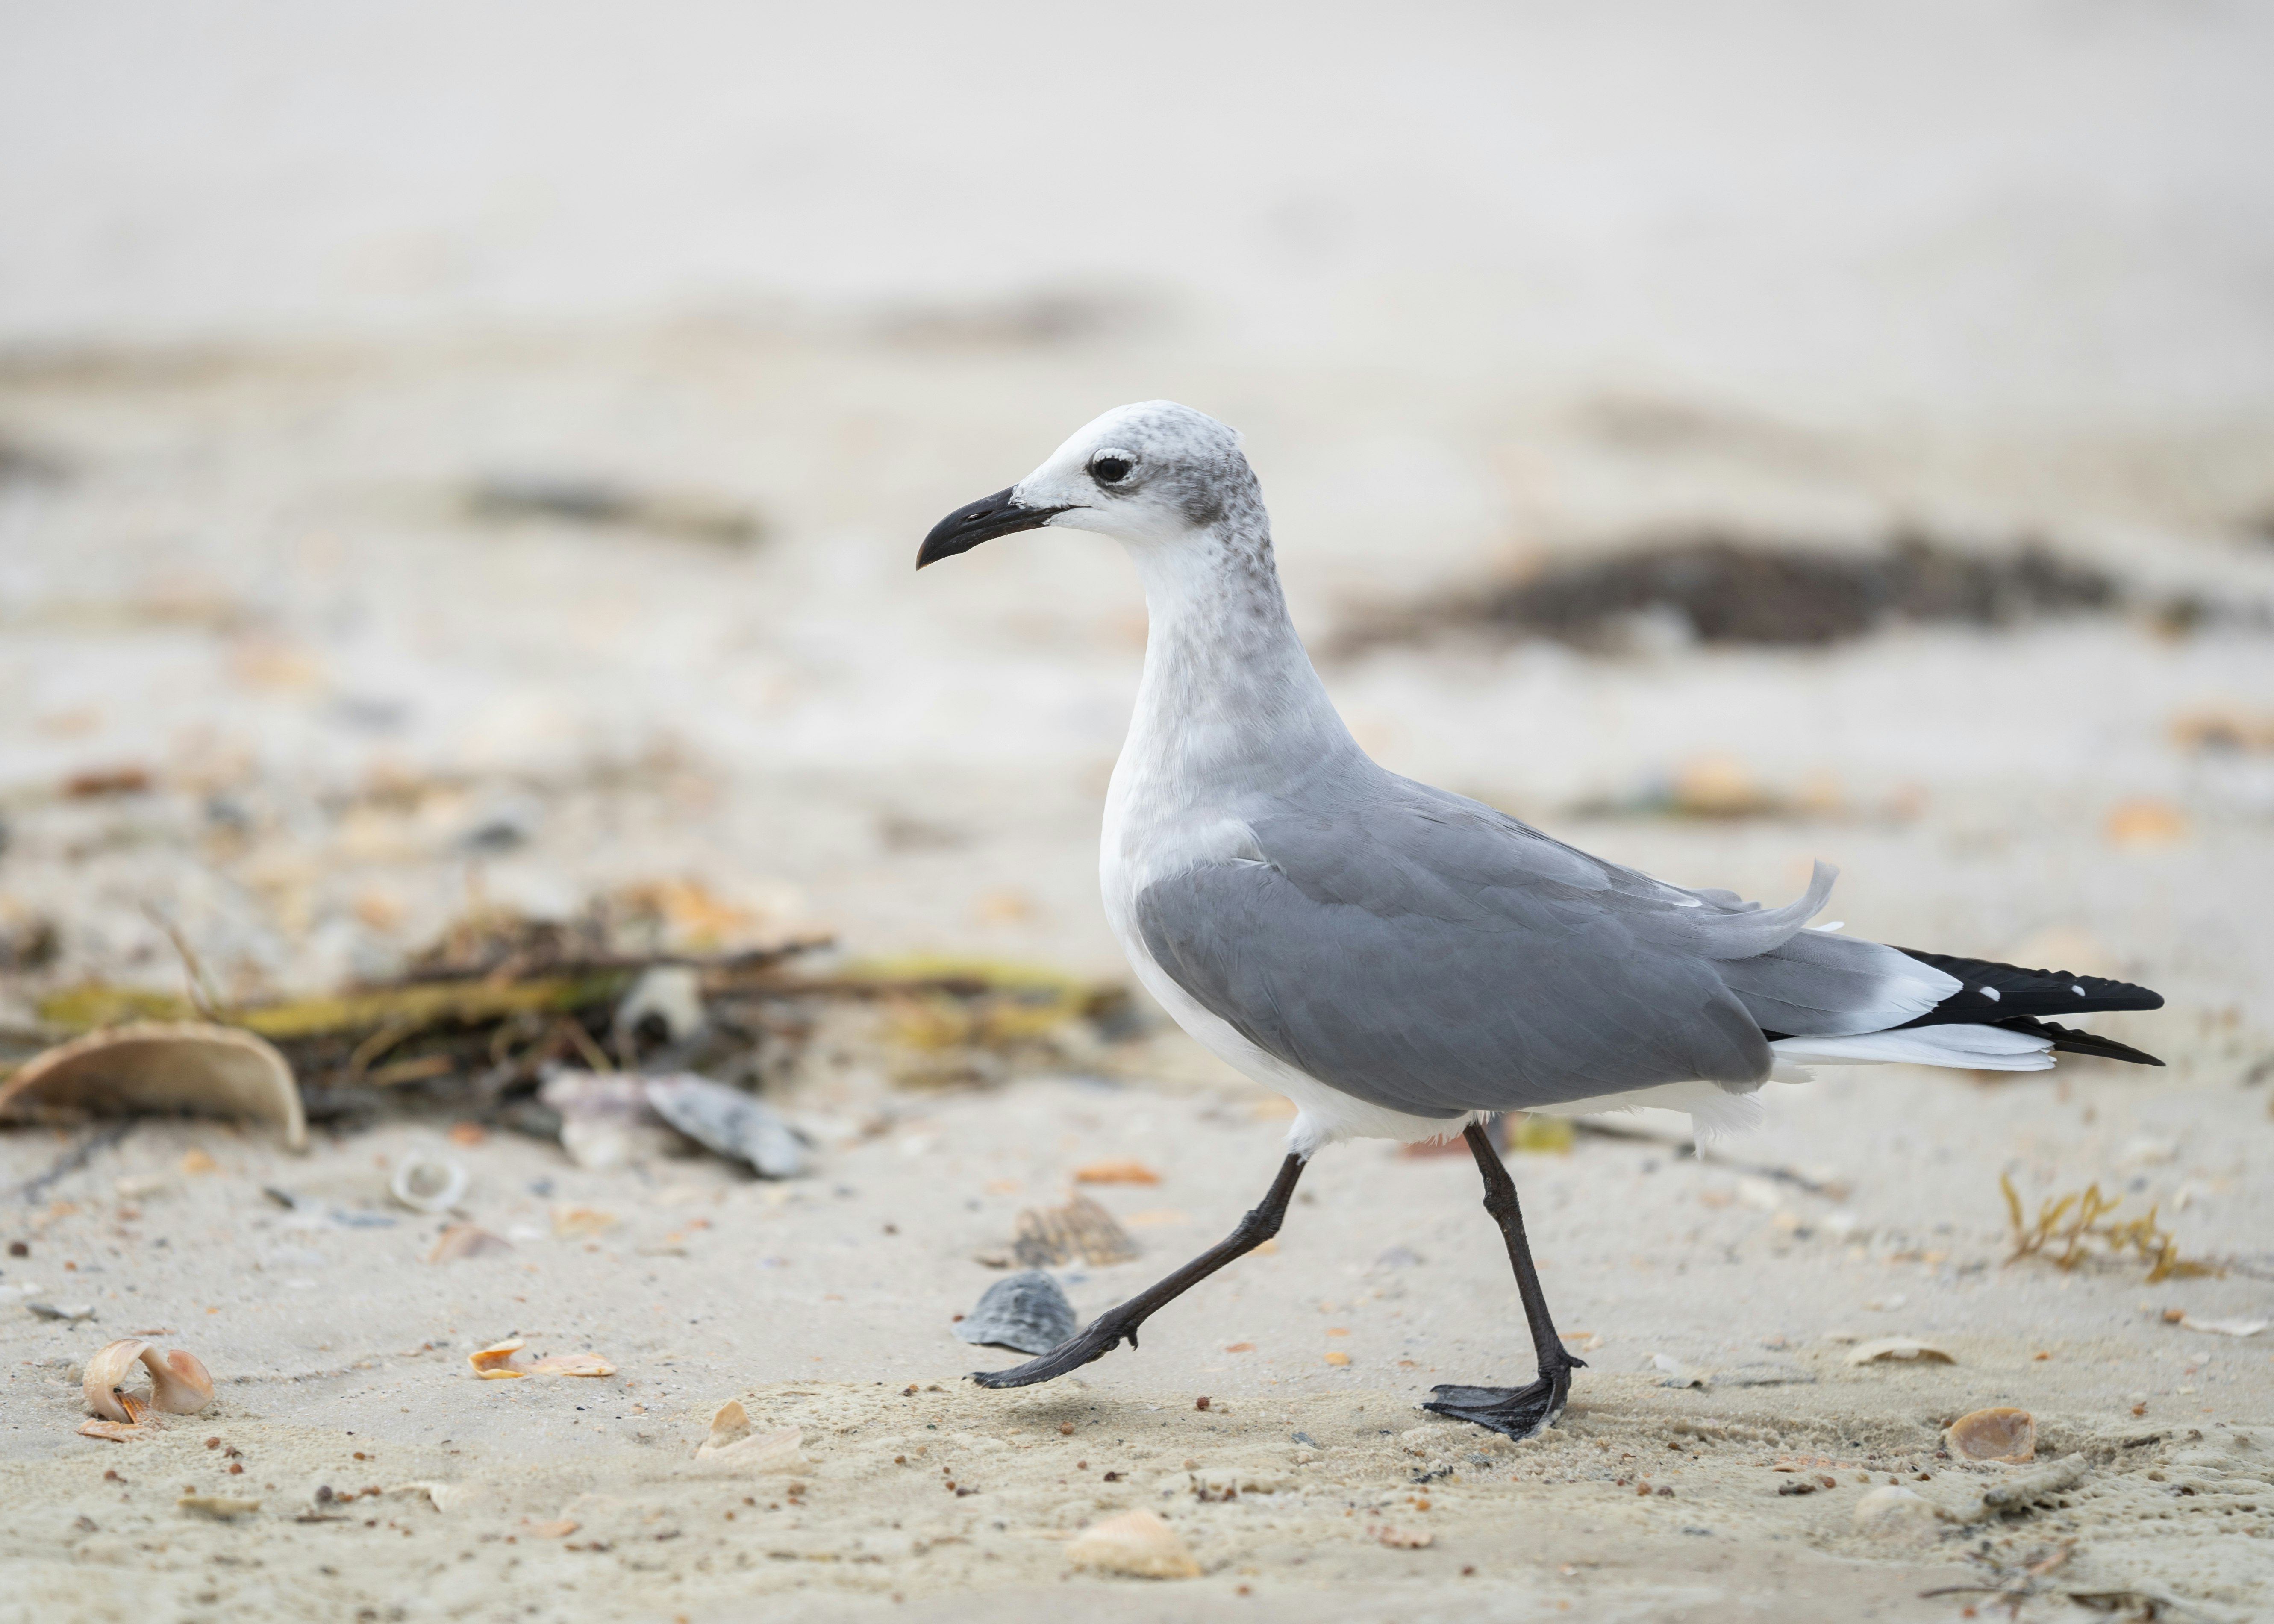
[917,401,2165,1439]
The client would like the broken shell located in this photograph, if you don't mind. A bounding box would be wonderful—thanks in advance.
[468,1339,525,1379]
[1012,1194,1138,1268]
[178,1494,261,1520]
[145,1348,215,1413]
[1844,1336,1956,1366]
[26,1301,96,1322]
[613,965,708,1048]
[642,1074,805,1178]
[704,1400,753,1450]
[0,1021,304,1150]
[1946,1407,2035,1463]
[83,1338,214,1421]
[396,1480,485,1515]
[695,1424,804,1473]
[550,1204,616,1239]
[539,1071,682,1171]
[528,1352,616,1377]
[78,1419,143,1443]
[427,1224,510,1263]
[1066,1509,1201,1579]
[954,1270,1077,1356]
[389,1155,468,1215]
[1852,1485,1943,1542]
[1375,1525,1433,1549]
[1074,1159,1161,1185]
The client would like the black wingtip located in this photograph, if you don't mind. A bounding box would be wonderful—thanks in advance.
[2000,1016,2165,1066]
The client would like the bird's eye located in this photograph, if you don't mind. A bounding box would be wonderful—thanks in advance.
[1091,456,1133,485]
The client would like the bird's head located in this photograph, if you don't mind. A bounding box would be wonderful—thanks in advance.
[917,400,1257,567]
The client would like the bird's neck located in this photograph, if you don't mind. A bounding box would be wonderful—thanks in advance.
[1115,521,1361,813]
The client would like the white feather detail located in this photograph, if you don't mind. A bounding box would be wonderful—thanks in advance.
[1769,1024,2053,1071]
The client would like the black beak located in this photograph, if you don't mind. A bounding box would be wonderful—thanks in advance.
[917,487,1071,569]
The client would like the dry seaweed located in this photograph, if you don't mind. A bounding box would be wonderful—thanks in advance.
[2000,1173,2218,1284]
[1333,529,2204,655]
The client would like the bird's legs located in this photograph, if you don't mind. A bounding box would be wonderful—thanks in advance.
[1424,1120,1586,1440]
[970,1152,1307,1389]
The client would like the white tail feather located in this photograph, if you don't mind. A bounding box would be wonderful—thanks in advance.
[1770,1024,2053,1071]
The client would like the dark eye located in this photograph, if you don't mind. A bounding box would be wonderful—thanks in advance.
[1091,456,1133,485]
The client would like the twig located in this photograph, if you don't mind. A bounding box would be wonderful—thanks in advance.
[141,903,224,1019]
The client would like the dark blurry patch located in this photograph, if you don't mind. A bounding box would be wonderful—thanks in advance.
[1338,529,2138,654]
[877,813,968,852]
[0,433,69,487]
[0,912,61,973]
[64,766,154,799]
[465,475,762,546]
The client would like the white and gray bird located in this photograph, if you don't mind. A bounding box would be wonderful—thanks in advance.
[918,400,2162,1438]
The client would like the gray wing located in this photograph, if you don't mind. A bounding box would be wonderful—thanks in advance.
[1134,776,1938,1117]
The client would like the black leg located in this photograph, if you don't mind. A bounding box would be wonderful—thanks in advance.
[1423,1120,1586,1440]
[970,1152,1307,1389]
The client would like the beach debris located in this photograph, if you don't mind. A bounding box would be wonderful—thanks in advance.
[1946,1407,2036,1463]
[1844,1336,1956,1366]
[1066,1509,1201,1578]
[84,1339,214,1422]
[389,1154,468,1215]
[612,965,708,1050]
[529,1352,616,1377]
[0,1022,304,1150]
[396,1481,485,1515]
[1074,1159,1160,1185]
[427,1223,510,1263]
[550,1204,617,1239]
[539,1072,684,1171]
[77,1420,144,1443]
[1650,1353,1709,1388]
[522,1516,580,1539]
[954,1271,1077,1355]
[1372,1524,1434,1549]
[26,1301,96,1322]
[1336,528,2125,655]
[1013,1194,1138,1268]
[468,1339,526,1379]
[642,1074,805,1178]
[1973,1454,2089,1521]
[178,1494,260,1520]
[1851,1485,1943,1543]
[2174,1314,2265,1337]
[694,1406,803,1473]
[465,472,762,547]
[2001,1174,2216,1283]
[703,1400,752,1449]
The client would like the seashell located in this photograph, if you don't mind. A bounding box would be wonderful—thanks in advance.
[178,1494,260,1519]
[523,1518,578,1539]
[694,1424,804,1473]
[538,1072,682,1170]
[0,1021,303,1150]
[1012,1195,1138,1268]
[83,1338,213,1421]
[26,1301,96,1322]
[1074,1159,1160,1185]
[397,1481,485,1515]
[1844,1336,1956,1366]
[1066,1509,1200,1579]
[78,1419,143,1442]
[612,965,708,1048]
[703,1400,753,1450]
[528,1352,615,1377]
[954,1270,1077,1355]
[550,1205,616,1238]
[468,1339,525,1379]
[427,1224,510,1263]
[389,1155,468,1215]
[1946,1406,2035,1463]
[642,1074,804,1178]
[1852,1484,1943,1542]
[1374,1525,1433,1548]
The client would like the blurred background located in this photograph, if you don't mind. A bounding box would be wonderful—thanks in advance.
[2,0,2271,1060]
